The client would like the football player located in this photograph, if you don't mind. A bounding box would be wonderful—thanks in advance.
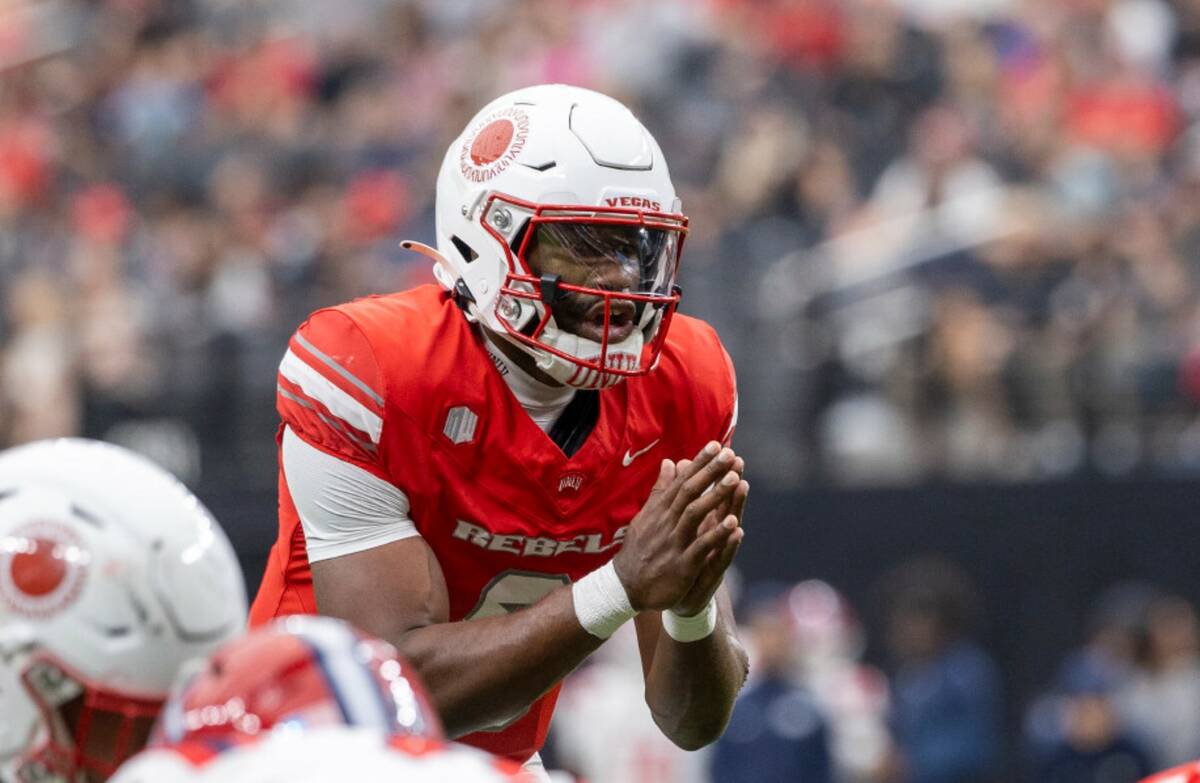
[111,615,442,781]
[0,439,247,782]
[250,84,750,777]
[123,727,534,782]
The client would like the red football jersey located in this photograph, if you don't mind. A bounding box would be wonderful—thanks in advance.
[250,284,737,762]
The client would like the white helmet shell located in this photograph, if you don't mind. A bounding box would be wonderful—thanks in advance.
[150,728,534,783]
[432,84,687,389]
[0,439,247,780]
[109,746,206,783]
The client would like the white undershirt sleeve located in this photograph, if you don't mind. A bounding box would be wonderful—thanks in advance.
[281,426,421,563]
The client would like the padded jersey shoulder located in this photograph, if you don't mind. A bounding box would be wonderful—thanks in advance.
[277,286,465,469]
[630,313,738,456]
[326,285,479,414]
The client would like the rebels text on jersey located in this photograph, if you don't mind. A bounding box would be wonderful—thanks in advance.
[249,285,737,762]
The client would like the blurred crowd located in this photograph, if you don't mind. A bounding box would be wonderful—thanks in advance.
[4,4,1199,781]
[551,562,1200,783]
[6,0,1200,488]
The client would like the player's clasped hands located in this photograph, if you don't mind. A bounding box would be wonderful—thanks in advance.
[612,441,750,615]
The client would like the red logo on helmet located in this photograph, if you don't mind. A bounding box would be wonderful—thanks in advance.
[459,107,530,184]
[1,522,89,618]
[470,120,515,166]
[12,539,67,597]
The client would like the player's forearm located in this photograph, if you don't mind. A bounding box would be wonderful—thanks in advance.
[394,587,603,738]
[312,539,607,739]
[643,605,749,750]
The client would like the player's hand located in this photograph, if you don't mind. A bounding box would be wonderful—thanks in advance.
[611,442,745,612]
[671,465,748,618]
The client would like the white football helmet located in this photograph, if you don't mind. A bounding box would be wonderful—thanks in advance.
[128,728,534,783]
[105,747,204,783]
[424,84,687,389]
[0,439,247,782]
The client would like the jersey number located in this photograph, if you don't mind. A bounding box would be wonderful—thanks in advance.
[464,570,571,732]
[465,570,570,620]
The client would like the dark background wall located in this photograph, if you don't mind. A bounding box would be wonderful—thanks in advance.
[738,480,1200,711]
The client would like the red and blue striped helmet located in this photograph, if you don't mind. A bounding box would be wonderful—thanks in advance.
[152,615,442,747]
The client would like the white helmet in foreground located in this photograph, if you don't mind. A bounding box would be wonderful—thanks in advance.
[0,439,247,781]
[114,728,535,783]
[425,84,688,390]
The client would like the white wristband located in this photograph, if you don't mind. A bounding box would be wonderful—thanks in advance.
[663,599,718,643]
[572,561,635,639]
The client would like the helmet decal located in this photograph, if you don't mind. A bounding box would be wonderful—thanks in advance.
[459,108,530,184]
[602,195,663,211]
[470,120,515,166]
[0,522,88,619]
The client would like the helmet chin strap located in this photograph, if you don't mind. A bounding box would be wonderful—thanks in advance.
[513,320,644,390]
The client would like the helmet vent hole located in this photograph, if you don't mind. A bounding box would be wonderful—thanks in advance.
[451,236,478,264]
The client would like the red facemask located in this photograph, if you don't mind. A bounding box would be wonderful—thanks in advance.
[481,193,688,386]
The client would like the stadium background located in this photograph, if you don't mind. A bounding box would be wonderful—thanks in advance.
[4,0,1200,779]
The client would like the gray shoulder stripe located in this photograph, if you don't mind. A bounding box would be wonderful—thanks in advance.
[279,384,313,410]
[277,386,378,453]
[294,332,385,407]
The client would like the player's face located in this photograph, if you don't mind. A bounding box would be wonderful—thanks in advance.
[525,222,677,344]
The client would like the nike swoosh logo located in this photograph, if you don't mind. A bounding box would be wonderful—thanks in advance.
[622,439,661,467]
